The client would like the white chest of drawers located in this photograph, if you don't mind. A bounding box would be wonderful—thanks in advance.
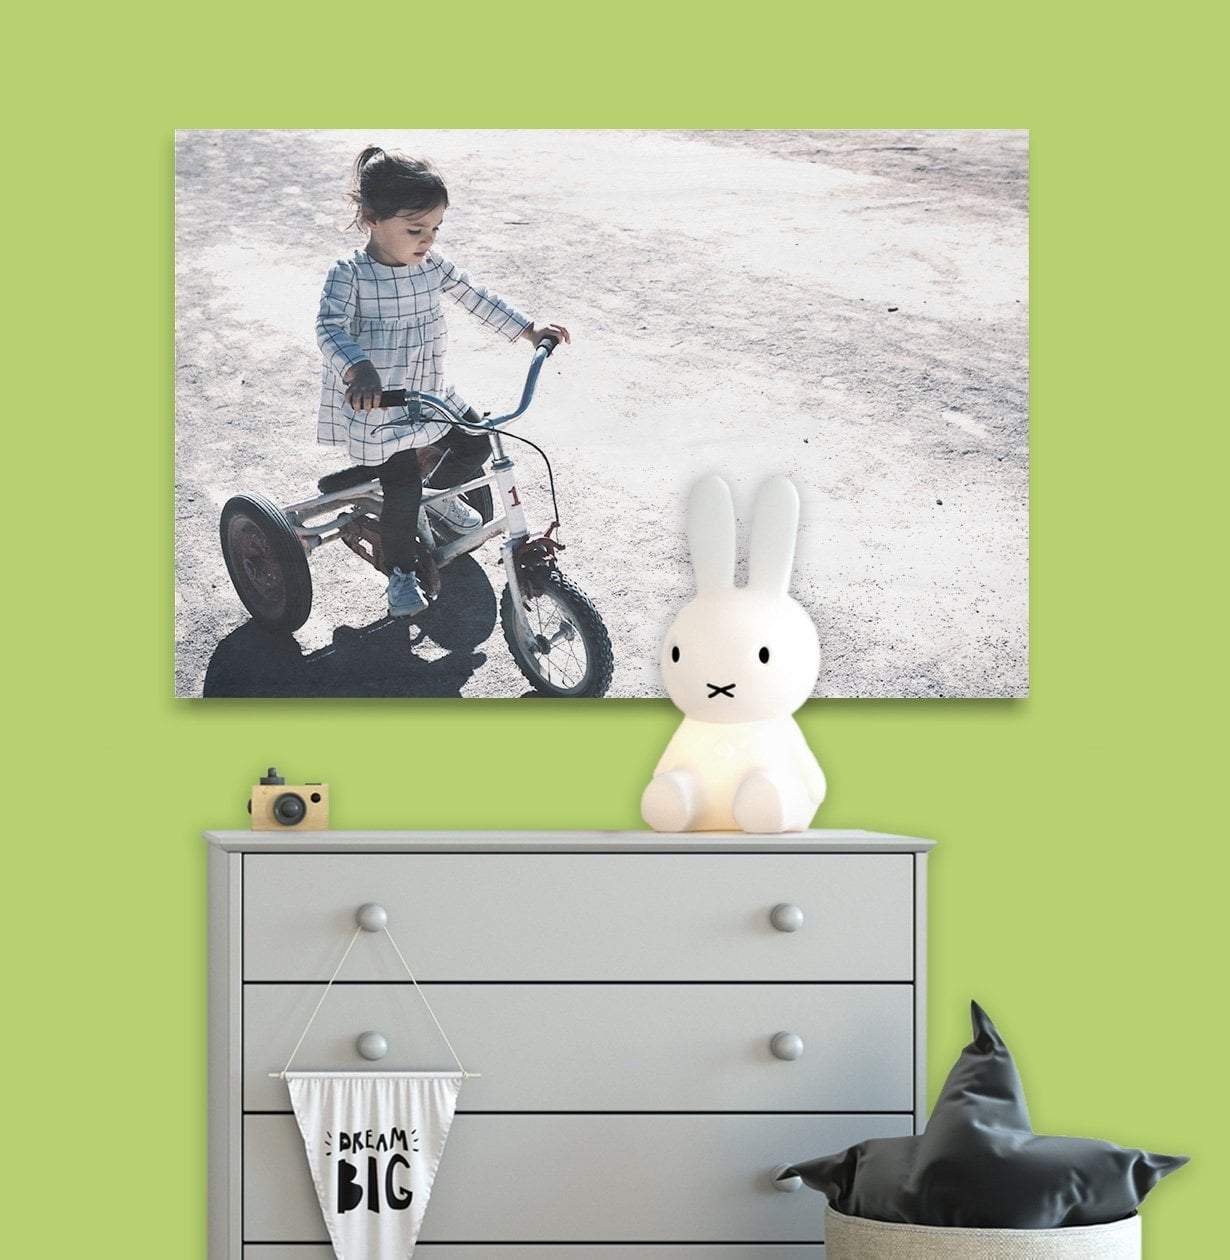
[207,829,933,1258]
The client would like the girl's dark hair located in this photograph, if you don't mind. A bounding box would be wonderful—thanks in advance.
[349,146,449,227]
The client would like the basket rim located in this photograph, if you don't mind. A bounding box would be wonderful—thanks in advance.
[826,1207,1141,1239]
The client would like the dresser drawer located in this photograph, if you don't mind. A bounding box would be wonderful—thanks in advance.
[245,1249,824,1258]
[244,1112,911,1242]
[243,853,914,981]
[245,982,914,1111]
[246,1248,825,1258]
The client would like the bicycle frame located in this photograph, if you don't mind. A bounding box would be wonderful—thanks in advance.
[281,341,557,642]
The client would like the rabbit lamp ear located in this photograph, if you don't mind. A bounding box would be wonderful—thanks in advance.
[687,475,736,593]
[747,476,800,594]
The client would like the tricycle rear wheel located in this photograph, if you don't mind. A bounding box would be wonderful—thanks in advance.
[219,493,313,632]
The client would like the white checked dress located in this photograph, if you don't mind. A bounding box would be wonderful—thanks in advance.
[316,248,532,464]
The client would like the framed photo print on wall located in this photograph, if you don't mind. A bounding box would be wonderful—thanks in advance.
[175,129,1027,700]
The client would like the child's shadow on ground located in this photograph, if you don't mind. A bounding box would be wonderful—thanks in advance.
[202,555,498,698]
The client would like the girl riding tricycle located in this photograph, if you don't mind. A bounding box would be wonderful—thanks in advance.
[218,145,614,698]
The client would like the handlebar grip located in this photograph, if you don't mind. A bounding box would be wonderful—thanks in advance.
[536,334,560,357]
[379,389,408,408]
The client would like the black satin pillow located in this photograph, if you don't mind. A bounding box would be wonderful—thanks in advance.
[780,1002,1187,1229]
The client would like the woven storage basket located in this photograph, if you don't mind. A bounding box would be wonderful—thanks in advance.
[826,1207,1141,1259]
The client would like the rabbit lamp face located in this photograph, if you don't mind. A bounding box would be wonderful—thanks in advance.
[662,591,819,724]
[661,475,820,723]
[642,475,827,834]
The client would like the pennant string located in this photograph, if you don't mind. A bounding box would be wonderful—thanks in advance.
[275,922,479,1079]
[381,925,469,1077]
[279,926,365,1078]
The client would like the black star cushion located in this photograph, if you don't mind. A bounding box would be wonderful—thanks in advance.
[780,1002,1187,1229]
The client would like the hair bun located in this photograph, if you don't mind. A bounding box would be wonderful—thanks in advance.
[347,147,449,228]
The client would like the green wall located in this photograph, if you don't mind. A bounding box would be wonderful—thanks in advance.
[10,2,1221,1253]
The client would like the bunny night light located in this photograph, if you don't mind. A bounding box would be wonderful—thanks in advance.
[641,475,826,833]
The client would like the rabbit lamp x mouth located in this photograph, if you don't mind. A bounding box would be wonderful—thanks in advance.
[641,475,826,834]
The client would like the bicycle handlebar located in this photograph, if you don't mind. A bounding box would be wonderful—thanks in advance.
[377,335,560,422]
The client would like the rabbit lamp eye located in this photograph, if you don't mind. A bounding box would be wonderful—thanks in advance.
[671,646,680,663]
[759,646,770,663]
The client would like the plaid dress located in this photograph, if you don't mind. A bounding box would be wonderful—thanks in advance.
[316,248,532,464]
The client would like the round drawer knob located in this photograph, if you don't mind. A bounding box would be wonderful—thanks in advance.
[770,1031,805,1061]
[772,1165,803,1192]
[356,1031,389,1061]
[356,903,388,932]
[770,903,805,932]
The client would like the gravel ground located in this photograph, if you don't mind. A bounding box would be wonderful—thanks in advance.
[175,129,1028,699]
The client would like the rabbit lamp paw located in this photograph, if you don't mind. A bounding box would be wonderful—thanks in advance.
[641,475,826,833]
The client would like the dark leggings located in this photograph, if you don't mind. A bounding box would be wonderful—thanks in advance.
[377,415,492,573]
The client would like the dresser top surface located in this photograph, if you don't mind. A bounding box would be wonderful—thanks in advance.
[203,828,935,853]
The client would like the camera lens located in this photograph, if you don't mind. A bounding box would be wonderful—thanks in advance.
[272,792,307,826]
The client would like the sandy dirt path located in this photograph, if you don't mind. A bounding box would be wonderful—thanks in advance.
[175,129,1027,698]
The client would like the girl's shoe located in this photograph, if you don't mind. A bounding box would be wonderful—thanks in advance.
[387,567,428,618]
[426,493,482,532]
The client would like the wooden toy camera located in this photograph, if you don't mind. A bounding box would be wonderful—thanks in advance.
[248,767,330,830]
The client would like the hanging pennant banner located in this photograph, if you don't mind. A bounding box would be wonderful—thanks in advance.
[287,1071,462,1260]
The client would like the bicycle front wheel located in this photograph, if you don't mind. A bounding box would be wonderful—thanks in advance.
[500,571,614,698]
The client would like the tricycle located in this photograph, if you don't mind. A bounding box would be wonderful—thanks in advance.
[219,337,615,697]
